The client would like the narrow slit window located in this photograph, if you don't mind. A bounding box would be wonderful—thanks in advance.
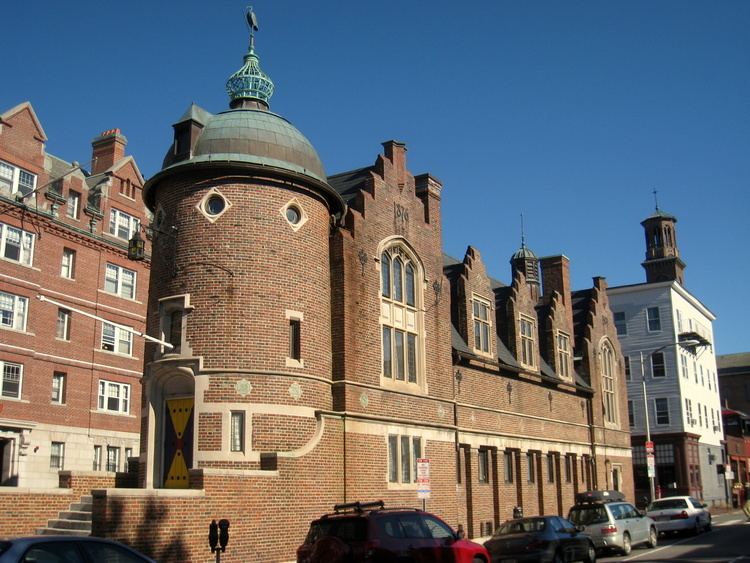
[289,318,301,360]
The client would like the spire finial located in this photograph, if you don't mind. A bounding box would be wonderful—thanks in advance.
[520,212,526,247]
[653,188,659,212]
[226,6,274,109]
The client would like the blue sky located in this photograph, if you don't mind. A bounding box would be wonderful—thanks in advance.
[3,1,748,354]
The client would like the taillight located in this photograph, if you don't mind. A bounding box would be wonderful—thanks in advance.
[601,524,618,535]
[364,539,380,560]
[670,511,690,520]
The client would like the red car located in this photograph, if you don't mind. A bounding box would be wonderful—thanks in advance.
[297,501,490,563]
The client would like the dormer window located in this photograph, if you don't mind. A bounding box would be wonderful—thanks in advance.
[472,297,492,356]
[557,331,571,378]
[519,314,536,369]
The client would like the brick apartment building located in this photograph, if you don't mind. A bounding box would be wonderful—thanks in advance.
[718,353,750,507]
[0,102,149,488]
[0,13,633,562]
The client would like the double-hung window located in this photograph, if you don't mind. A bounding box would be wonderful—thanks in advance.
[50,442,65,470]
[108,209,139,240]
[613,311,627,335]
[624,356,631,381]
[646,307,661,332]
[478,449,490,483]
[1,361,22,399]
[106,446,120,472]
[654,398,670,425]
[66,191,80,219]
[93,445,102,471]
[51,372,66,404]
[651,352,666,377]
[0,160,36,197]
[98,380,130,414]
[101,322,133,355]
[472,297,491,355]
[104,263,136,299]
[519,315,536,368]
[61,248,76,279]
[0,223,35,265]
[381,246,422,385]
[557,332,571,378]
[0,291,28,331]
[526,452,536,483]
[56,309,71,340]
[504,451,514,483]
[387,434,422,484]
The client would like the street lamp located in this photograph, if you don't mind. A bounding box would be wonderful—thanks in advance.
[640,338,700,504]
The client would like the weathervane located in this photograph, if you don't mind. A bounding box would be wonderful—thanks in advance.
[652,188,659,212]
[520,212,526,248]
[246,6,259,50]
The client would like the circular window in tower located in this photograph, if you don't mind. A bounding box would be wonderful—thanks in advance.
[205,194,226,216]
[196,188,232,223]
[280,199,308,231]
[286,205,301,225]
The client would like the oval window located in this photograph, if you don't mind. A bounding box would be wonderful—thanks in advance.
[205,194,226,216]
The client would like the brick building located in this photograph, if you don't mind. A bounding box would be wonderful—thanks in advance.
[0,12,632,562]
[0,102,149,488]
[718,353,750,506]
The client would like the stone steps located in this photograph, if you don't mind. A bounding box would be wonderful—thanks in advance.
[36,495,92,537]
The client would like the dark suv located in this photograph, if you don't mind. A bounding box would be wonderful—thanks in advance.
[297,501,490,563]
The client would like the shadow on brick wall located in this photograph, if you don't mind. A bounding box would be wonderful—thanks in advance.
[98,496,189,562]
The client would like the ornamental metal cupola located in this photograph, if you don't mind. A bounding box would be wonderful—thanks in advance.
[510,215,540,286]
[225,8,275,110]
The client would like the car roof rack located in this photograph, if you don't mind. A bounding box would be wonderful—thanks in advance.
[574,490,625,504]
[333,500,385,514]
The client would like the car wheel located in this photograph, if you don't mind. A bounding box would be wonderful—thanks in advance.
[647,526,658,548]
[705,515,712,532]
[585,542,597,563]
[693,518,701,535]
[620,532,632,556]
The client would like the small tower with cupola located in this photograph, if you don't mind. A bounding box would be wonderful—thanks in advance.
[641,202,685,285]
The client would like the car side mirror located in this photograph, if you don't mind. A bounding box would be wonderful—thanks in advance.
[576,525,586,533]
[702,503,708,508]
[638,510,646,517]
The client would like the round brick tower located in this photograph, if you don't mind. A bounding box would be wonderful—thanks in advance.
[138,10,345,488]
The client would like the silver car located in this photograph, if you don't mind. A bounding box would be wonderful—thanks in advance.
[567,500,658,555]
[646,496,712,535]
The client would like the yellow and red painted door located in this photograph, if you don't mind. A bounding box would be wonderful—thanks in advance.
[163,397,194,488]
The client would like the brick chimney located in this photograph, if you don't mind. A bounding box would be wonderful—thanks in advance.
[540,255,574,330]
[91,128,127,174]
[382,140,407,187]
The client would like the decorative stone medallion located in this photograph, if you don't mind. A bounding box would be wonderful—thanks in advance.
[360,392,369,408]
[289,382,302,400]
[437,404,446,419]
[235,378,252,397]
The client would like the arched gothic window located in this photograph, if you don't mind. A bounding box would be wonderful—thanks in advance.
[380,243,423,388]
[601,340,618,425]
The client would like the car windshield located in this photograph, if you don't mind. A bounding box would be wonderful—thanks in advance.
[306,518,368,543]
[493,518,546,536]
[568,505,609,525]
[648,498,688,510]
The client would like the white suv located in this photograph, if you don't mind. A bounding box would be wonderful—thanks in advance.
[567,491,658,555]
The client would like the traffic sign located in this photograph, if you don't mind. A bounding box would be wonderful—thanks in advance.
[646,453,655,478]
[417,458,431,499]
[645,441,654,454]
